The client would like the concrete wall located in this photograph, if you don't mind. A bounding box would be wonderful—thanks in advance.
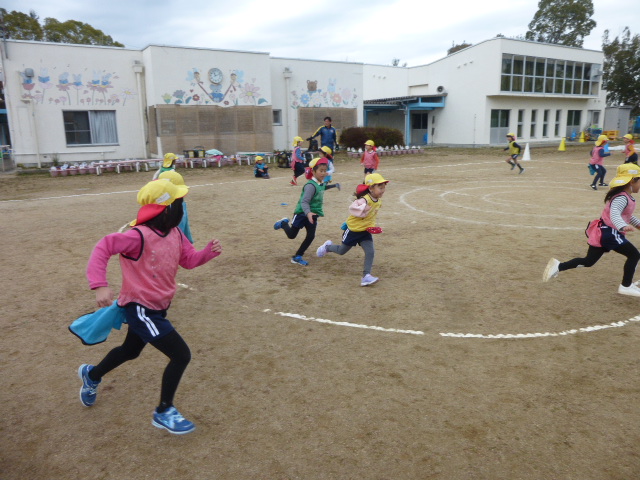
[270,57,363,150]
[2,41,145,166]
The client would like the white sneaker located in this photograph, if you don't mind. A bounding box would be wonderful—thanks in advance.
[316,240,332,257]
[543,258,560,282]
[361,274,379,286]
[618,284,640,297]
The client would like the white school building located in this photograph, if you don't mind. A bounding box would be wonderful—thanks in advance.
[0,37,607,167]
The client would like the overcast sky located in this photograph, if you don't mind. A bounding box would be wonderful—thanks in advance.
[4,0,639,66]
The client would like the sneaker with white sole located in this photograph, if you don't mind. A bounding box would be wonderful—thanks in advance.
[618,284,640,297]
[316,240,332,257]
[361,274,379,286]
[274,218,289,230]
[152,406,195,435]
[543,258,560,282]
[291,255,308,266]
[78,364,100,407]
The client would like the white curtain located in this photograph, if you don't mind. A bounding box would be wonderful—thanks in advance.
[90,111,118,144]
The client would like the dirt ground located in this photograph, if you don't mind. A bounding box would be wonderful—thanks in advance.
[1,145,640,480]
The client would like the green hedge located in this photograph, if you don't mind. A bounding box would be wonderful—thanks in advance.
[339,127,405,149]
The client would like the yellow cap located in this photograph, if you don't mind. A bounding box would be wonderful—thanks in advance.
[162,153,178,168]
[293,136,303,146]
[507,133,516,138]
[610,163,640,188]
[137,179,188,206]
[623,134,634,140]
[595,135,609,146]
[364,173,389,186]
[320,146,332,155]
[158,170,188,187]
[365,140,375,146]
[255,155,264,162]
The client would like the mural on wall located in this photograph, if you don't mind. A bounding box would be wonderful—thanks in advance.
[161,68,269,106]
[20,67,137,106]
[290,78,358,109]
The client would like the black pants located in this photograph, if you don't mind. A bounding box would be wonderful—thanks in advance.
[559,242,640,287]
[591,165,606,185]
[282,216,317,257]
[89,329,191,410]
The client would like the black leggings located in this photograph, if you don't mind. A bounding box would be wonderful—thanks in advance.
[559,242,640,287]
[89,329,191,411]
[282,218,317,257]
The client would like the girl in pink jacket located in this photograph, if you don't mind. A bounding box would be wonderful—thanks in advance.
[360,139,380,180]
[589,134,612,190]
[78,179,222,435]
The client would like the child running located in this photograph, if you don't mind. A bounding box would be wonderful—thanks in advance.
[290,136,306,186]
[316,173,389,286]
[504,133,524,174]
[589,134,611,190]
[319,146,340,190]
[543,163,640,297]
[78,178,222,434]
[360,140,380,181]
[623,134,638,165]
[274,158,328,266]
[152,153,179,179]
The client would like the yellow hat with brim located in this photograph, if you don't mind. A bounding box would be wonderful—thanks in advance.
[365,140,375,146]
[293,136,303,146]
[130,179,188,226]
[595,135,609,147]
[163,152,178,168]
[158,170,188,187]
[309,158,329,169]
[624,134,634,140]
[609,164,640,188]
[364,173,389,186]
[320,146,332,155]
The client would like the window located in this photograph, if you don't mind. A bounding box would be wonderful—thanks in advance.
[500,54,599,96]
[555,110,561,136]
[530,110,537,138]
[411,113,429,129]
[272,109,282,125]
[517,109,524,138]
[63,111,118,145]
[543,110,550,137]
[490,109,510,128]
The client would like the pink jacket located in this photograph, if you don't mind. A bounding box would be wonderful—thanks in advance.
[87,226,220,310]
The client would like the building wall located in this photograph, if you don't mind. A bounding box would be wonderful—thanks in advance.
[270,57,363,150]
[2,41,145,166]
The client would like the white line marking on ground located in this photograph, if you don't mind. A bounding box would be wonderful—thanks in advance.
[267,310,424,336]
[440,315,640,339]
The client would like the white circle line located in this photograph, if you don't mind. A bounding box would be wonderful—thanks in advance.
[440,315,640,339]
[268,310,425,336]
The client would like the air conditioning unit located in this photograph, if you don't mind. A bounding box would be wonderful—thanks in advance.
[436,85,447,94]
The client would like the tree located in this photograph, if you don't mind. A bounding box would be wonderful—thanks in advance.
[43,18,124,47]
[0,9,43,41]
[447,41,472,55]
[525,0,596,47]
[0,9,123,47]
[602,27,640,115]
[391,58,407,67]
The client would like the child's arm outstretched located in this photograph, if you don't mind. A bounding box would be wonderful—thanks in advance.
[179,233,222,268]
[87,230,143,307]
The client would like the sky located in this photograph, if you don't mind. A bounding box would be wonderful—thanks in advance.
[4,0,640,66]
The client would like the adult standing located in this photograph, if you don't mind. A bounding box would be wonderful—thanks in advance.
[310,116,337,153]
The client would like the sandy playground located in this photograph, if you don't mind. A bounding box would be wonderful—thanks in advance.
[1,145,640,480]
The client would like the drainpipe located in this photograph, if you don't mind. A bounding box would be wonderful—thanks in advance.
[283,67,292,148]
[133,61,147,158]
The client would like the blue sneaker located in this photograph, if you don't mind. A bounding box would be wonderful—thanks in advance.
[291,255,308,266]
[78,364,100,407]
[274,217,289,230]
[152,406,195,435]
